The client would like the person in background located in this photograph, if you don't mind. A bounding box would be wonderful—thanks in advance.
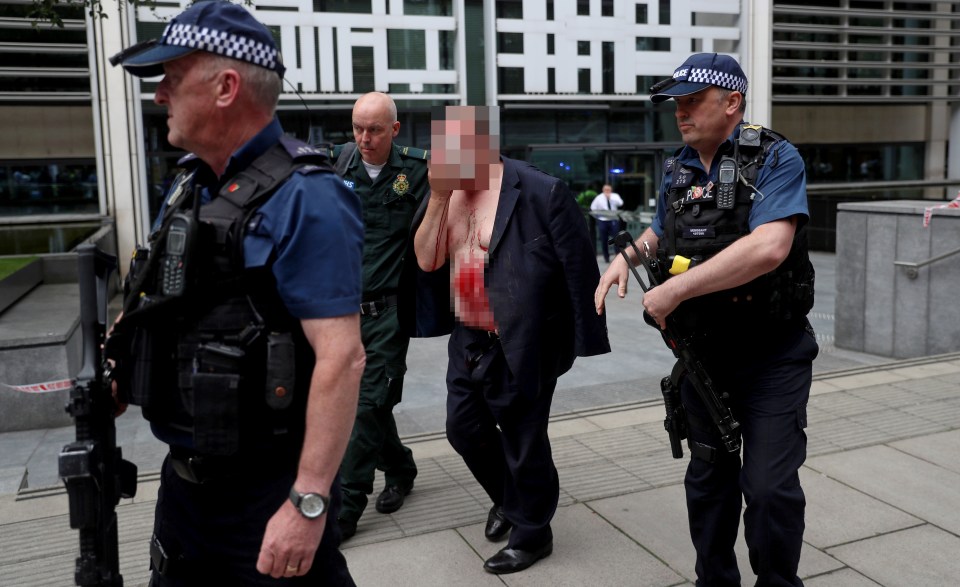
[590,184,625,262]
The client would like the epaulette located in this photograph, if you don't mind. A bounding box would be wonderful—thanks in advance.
[280,136,331,162]
[275,136,336,175]
[177,152,201,168]
[398,145,429,160]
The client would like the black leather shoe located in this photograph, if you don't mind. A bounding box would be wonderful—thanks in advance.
[483,542,553,574]
[484,505,513,541]
[338,517,357,541]
[375,483,412,514]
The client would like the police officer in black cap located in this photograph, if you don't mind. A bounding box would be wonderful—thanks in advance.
[596,53,817,586]
[111,2,362,584]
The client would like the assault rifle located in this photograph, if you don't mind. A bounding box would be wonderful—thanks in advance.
[611,231,741,458]
[59,244,138,586]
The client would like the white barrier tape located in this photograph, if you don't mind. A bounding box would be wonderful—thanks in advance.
[1,379,73,393]
[923,192,960,228]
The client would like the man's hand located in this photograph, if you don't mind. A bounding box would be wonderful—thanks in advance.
[427,161,457,195]
[107,362,128,417]
[595,227,659,315]
[640,280,681,330]
[104,311,128,417]
[256,500,324,579]
[595,254,629,315]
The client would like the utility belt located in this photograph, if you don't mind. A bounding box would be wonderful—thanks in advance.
[168,443,296,484]
[169,446,247,484]
[360,293,399,317]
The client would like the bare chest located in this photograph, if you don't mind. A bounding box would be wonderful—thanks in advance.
[447,189,499,256]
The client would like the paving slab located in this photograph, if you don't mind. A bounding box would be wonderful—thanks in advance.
[806,445,960,535]
[589,485,841,584]
[887,361,960,379]
[804,568,882,586]
[890,429,960,474]
[460,503,685,587]
[585,405,664,429]
[589,485,696,582]
[343,529,501,587]
[826,525,960,587]
[799,467,921,549]
[825,371,909,391]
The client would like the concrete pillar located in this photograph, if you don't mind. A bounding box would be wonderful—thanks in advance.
[835,201,960,359]
[928,3,952,198]
[86,3,150,275]
[742,0,772,127]
[949,105,960,195]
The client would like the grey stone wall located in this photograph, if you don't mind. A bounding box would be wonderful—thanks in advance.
[0,284,81,432]
[836,200,960,358]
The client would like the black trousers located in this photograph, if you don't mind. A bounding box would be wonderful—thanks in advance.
[596,219,619,262]
[445,325,558,550]
[340,307,418,523]
[149,452,354,586]
[682,324,818,587]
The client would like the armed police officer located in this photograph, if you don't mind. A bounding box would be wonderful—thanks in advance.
[330,92,428,539]
[595,53,817,586]
[110,2,363,584]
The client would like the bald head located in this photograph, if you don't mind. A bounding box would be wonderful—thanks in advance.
[352,92,400,165]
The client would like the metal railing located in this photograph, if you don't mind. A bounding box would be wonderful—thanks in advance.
[894,246,960,280]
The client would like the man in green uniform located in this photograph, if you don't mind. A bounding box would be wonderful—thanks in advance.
[332,92,428,540]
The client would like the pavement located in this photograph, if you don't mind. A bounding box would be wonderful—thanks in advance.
[2,251,959,586]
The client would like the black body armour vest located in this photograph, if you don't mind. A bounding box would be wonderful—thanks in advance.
[659,125,815,332]
[122,138,336,456]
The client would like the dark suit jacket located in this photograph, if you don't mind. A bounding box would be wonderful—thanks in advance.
[399,156,610,396]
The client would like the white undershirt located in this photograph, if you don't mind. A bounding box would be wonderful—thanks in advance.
[363,160,385,181]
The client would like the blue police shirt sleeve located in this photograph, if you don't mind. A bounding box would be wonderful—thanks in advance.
[650,172,670,238]
[243,171,363,319]
[748,141,809,232]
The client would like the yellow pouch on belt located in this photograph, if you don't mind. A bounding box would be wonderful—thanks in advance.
[668,255,692,275]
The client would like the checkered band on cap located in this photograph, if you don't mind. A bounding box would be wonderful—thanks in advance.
[674,66,748,94]
[161,22,280,72]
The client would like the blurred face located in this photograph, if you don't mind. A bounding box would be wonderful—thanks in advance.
[154,53,219,153]
[602,185,613,197]
[673,86,740,153]
[430,106,500,190]
[352,96,399,166]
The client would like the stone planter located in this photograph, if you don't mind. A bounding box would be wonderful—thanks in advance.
[0,257,42,315]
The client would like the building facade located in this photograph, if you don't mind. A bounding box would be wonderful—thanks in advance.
[2,0,959,259]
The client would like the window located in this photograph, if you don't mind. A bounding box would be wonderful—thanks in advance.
[496,0,522,18]
[636,4,647,24]
[498,67,525,93]
[388,30,426,69]
[636,37,671,52]
[578,68,590,93]
[577,0,589,16]
[314,0,371,12]
[403,0,452,16]
[498,32,524,54]
[352,46,374,92]
[578,41,591,56]
[0,161,99,217]
[602,42,614,94]
[659,0,671,25]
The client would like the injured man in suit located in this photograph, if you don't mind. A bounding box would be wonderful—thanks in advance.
[412,105,610,575]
